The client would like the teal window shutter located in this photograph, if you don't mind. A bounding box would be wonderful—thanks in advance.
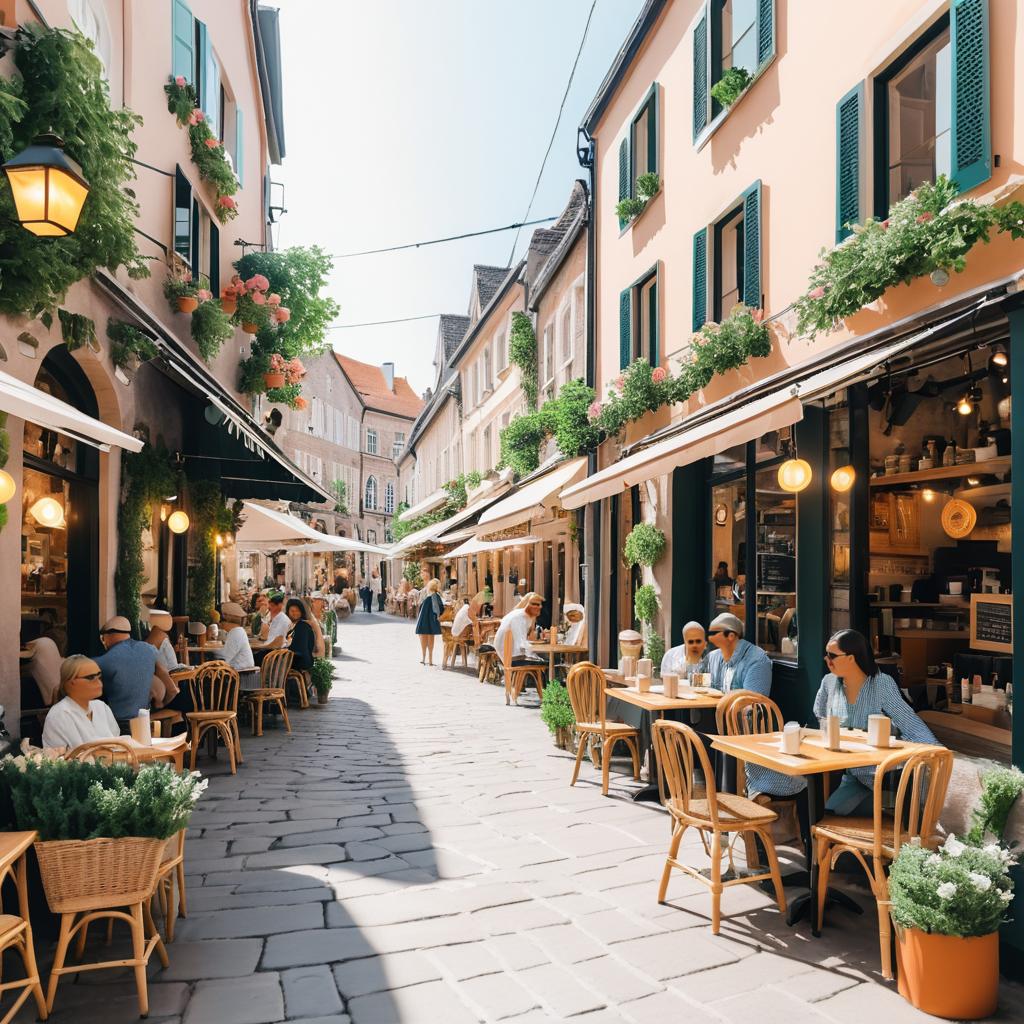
[951,0,990,193]
[198,24,220,138]
[756,0,775,67]
[835,83,863,242]
[209,221,220,296]
[647,84,659,175]
[617,138,629,229]
[692,228,707,331]
[235,107,244,186]
[648,277,659,367]
[619,288,632,370]
[741,180,762,310]
[171,0,194,81]
[693,5,709,140]
[196,21,208,109]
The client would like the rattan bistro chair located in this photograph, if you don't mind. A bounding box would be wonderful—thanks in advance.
[565,662,640,796]
[652,719,786,934]
[187,661,243,773]
[813,746,953,980]
[0,832,47,1024]
[500,631,546,706]
[245,649,293,736]
[64,740,140,769]
[153,830,187,943]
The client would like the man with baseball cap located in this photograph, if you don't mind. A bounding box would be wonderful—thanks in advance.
[705,612,772,695]
[94,615,179,725]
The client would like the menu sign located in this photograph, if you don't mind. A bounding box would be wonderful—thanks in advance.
[758,553,796,594]
[970,593,1012,654]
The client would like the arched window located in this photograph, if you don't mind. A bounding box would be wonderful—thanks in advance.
[384,481,395,514]
[364,475,377,510]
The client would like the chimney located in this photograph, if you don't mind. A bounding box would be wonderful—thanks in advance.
[382,362,395,392]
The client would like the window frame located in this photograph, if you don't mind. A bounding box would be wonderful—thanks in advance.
[712,201,745,323]
[364,475,377,511]
[384,481,395,515]
[625,263,661,368]
[366,428,378,456]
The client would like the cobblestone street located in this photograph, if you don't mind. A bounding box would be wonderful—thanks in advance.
[24,614,1023,1024]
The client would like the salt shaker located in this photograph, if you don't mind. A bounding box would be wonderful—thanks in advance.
[825,715,841,751]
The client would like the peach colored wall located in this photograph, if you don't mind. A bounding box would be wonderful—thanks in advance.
[591,0,1024,419]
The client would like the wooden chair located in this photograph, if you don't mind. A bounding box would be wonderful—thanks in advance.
[64,740,140,768]
[153,830,187,943]
[0,832,47,1024]
[187,662,243,773]
[475,622,499,682]
[442,623,474,670]
[500,630,546,706]
[244,649,293,737]
[565,662,640,796]
[652,719,786,934]
[286,667,311,709]
[813,746,953,979]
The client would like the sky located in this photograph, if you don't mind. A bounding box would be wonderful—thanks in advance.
[272,0,646,396]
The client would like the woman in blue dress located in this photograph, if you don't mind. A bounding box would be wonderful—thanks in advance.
[414,578,444,666]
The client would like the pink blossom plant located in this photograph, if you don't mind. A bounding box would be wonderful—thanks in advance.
[245,274,270,293]
[196,288,212,302]
[218,195,236,210]
[268,353,287,372]
[175,75,187,87]
[652,366,668,383]
[587,401,603,420]
[252,291,267,306]
[808,286,826,300]
[614,375,625,391]
[204,137,219,149]
[285,358,306,383]
[916,212,934,223]
[293,396,309,411]
[188,108,204,126]
[267,293,282,306]
[274,306,291,323]
[751,308,765,323]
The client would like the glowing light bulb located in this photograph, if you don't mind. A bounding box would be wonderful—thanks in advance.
[957,395,973,416]
[922,489,937,503]
[777,458,812,493]
[29,496,65,527]
[0,469,15,504]
[830,465,855,493]
[168,510,190,534]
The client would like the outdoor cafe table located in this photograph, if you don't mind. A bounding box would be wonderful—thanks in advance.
[710,728,938,934]
[525,641,589,680]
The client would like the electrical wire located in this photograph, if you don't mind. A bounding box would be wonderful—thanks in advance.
[326,314,443,331]
[505,0,597,264]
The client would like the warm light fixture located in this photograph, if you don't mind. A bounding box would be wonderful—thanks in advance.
[778,458,812,493]
[29,495,65,528]
[0,469,15,505]
[159,504,168,522]
[967,476,981,486]
[990,343,1008,368]
[2,132,90,236]
[215,533,224,547]
[830,465,855,493]
[922,488,938,503]
[957,394,974,416]
[167,510,190,534]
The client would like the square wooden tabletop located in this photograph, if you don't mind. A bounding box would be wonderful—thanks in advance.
[0,831,37,864]
[605,685,723,712]
[525,642,589,654]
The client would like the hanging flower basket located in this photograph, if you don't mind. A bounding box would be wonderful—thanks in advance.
[242,321,259,335]
[263,371,286,389]
[221,297,237,316]
[176,295,199,314]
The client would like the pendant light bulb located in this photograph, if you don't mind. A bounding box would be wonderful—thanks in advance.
[778,458,812,493]
[29,495,65,527]
[167,510,190,534]
[922,488,937,503]
[0,469,15,504]
[991,344,1008,368]
[957,395,973,416]
[830,465,855,493]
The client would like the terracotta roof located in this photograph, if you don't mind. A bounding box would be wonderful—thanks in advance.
[334,354,424,420]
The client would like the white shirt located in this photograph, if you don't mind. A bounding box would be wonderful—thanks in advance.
[267,611,291,644]
[369,575,382,595]
[565,618,586,646]
[42,696,121,750]
[156,637,179,672]
[493,608,536,660]
[222,627,255,670]
[452,605,473,638]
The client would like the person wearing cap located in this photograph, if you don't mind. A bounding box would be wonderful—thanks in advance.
[93,616,179,724]
[705,613,772,695]
[145,610,183,673]
[660,621,710,680]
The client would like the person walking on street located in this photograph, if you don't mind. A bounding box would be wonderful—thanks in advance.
[414,579,444,666]
[370,569,383,613]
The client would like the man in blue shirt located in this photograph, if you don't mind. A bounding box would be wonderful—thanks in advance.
[94,616,178,723]
[706,613,773,695]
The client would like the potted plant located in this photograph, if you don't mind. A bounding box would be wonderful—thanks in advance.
[107,319,157,374]
[190,298,233,363]
[540,682,575,750]
[232,273,273,334]
[220,281,242,316]
[163,272,200,314]
[310,657,334,705]
[263,352,287,389]
[889,833,1016,1019]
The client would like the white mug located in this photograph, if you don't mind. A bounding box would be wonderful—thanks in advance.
[782,722,802,755]
[868,714,891,748]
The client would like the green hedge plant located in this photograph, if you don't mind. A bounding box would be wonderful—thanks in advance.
[311,657,334,695]
[966,766,1024,845]
[634,583,659,625]
[540,682,575,735]
[624,523,666,567]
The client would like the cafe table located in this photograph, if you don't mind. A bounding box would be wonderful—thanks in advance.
[525,641,589,680]
[126,734,189,773]
[710,728,937,933]
[605,680,723,802]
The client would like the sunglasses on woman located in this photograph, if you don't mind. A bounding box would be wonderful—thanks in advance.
[823,650,846,662]
[77,672,102,681]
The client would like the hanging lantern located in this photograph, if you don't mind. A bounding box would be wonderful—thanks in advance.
[29,496,66,528]
[167,510,190,534]
[2,132,90,236]
[215,533,224,547]
[829,465,855,493]
[778,458,812,493]
[957,394,974,416]
[0,469,15,504]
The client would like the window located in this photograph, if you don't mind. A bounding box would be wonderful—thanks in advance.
[367,529,377,545]
[719,0,758,84]
[617,83,659,228]
[366,429,378,455]
[483,348,492,392]
[560,304,573,383]
[385,527,393,543]
[364,476,377,510]
[384,481,395,514]
[495,329,507,372]
[618,266,659,369]
[195,21,221,140]
[392,432,405,459]
[714,204,744,321]
[173,168,192,266]
[542,324,555,393]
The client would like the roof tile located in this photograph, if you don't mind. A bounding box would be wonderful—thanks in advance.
[334,354,424,420]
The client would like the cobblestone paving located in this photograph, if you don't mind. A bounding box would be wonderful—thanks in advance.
[20,614,1024,1023]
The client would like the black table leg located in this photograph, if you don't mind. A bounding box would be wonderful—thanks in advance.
[631,709,663,802]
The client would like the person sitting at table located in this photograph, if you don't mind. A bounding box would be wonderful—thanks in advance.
[660,620,710,680]
[303,596,327,658]
[260,594,291,649]
[706,613,772,695]
[93,616,181,726]
[450,596,476,642]
[414,579,445,666]
[491,592,547,667]
[250,593,271,635]
[285,598,316,672]
[145,609,184,672]
[42,654,122,750]
[221,620,256,673]
[562,603,587,646]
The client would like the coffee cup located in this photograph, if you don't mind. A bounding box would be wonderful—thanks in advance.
[868,714,891,747]
[781,723,802,755]
[662,673,679,699]
[637,675,652,694]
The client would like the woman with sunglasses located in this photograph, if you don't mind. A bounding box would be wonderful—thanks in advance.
[41,654,122,749]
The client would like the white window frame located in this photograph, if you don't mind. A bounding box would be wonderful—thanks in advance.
[364,475,378,510]
[542,323,555,396]
[384,481,395,514]
[392,432,405,459]
[366,428,378,455]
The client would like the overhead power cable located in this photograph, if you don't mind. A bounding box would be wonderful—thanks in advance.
[506,0,597,264]
[326,314,443,331]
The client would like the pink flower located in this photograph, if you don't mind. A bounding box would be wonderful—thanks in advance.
[751,308,764,323]
[916,213,934,223]
[175,75,187,87]
[286,358,305,378]
[204,137,219,149]
[188,108,204,125]
[245,274,270,292]
[587,401,602,419]
[808,286,826,300]
[652,366,668,383]
[196,288,212,301]
[614,375,625,391]
[267,293,282,306]
[880,218,890,229]
[294,396,308,411]
[269,353,286,370]
[274,306,291,323]
[218,195,236,209]
[231,274,243,286]
[252,291,267,306]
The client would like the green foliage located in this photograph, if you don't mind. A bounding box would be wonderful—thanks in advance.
[190,299,234,362]
[509,311,539,407]
[115,443,176,635]
[545,379,599,457]
[634,583,659,624]
[265,383,302,408]
[465,470,483,489]
[186,479,224,622]
[797,176,1024,337]
[163,76,197,125]
[0,26,147,318]
[644,630,665,668]
[0,757,206,841]
[540,682,576,734]
[391,472,485,543]
[966,766,1024,845]
[615,172,661,224]
[499,409,554,477]
[595,359,674,437]
[163,274,199,302]
[107,318,157,370]
[889,835,1016,938]
[330,479,349,516]
[57,308,96,351]
[310,657,334,694]
[402,562,424,588]
[624,523,667,567]
[323,609,337,645]
[710,66,752,108]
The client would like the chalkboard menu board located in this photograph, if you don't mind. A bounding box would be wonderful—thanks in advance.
[970,593,1012,654]
[758,553,796,594]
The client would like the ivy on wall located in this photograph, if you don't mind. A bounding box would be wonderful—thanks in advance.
[508,312,539,408]
[391,471,485,544]
[184,480,242,623]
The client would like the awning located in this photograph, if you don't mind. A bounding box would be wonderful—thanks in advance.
[0,367,143,453]
[389,479,513,555]
[560,333,925,510]
[476,458,586,534]
[279,541,381,555]
[447,535,541,558]
[236,501,388,554]
[398,488,449,522]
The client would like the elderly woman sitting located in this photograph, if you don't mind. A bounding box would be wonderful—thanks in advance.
[42,654,122,750]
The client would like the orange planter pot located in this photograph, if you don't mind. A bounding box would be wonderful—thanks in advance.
[221,298,237,316]
[263,372,286,389]
[242,321,259,334]
[896,927,999,1020]
[176,296,199,313]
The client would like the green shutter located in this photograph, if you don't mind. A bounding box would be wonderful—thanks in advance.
[209,221,220,296]
[951,0,990,193]
[692,5,709,140]
[742,180,762,310]
[647,84,659,175]
[756,0,775,66]
[619,288,632,370]
[835,83,863,242]
[617,138,629,229]
[171,0,194,81]
[235,107,244,186]
[692,228,707,331]
[197,22,220,137]
[196,21,208,109]
[648,277,659,367]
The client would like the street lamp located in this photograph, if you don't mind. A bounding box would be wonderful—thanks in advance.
[2,132,90,236]
[168,510,190,534]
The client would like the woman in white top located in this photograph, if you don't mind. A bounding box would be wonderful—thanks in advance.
[451,591,486,640]
[221,622,255,671]
[492,592,546,665]
[42,654,121,750]
[562,603,586,646]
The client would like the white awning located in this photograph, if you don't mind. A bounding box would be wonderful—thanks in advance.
[0,367,143,453]
[398,488,448,522]
[389,479,512,555]
[476,458,586,534]
[560,332,927,510]
[236,501,388,554]
[447,535,541,558]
